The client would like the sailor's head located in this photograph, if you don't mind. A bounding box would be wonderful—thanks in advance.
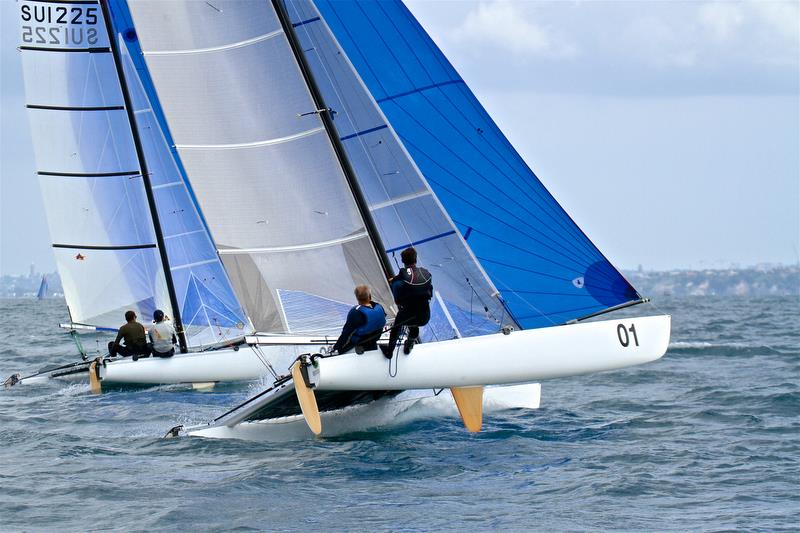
[153,309,165,323]
[401,246,417,267]
[354,284,371,304]
[125,310,136,322]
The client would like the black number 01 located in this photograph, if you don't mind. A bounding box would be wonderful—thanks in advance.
[617,323,639,347]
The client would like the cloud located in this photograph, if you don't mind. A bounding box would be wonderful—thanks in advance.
[449,1,577,59]
[406,0,798,96]
[749,0,800,41]
[698,2,745,42]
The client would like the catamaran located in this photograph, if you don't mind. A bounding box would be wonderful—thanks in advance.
[133,0,665,439]
[9,0,668,435]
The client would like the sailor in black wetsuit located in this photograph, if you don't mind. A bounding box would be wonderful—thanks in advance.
[331,285,387,354]
[381,247,433,358]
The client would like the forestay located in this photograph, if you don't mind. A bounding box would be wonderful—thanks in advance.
[285,0,514,341]
[127,0,393,335]
[112,1,252,348]
[313,0,643,329]
[18,0,169,329]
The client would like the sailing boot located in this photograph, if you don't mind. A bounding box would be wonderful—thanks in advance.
[403,336,418,355]
[380,344,393,359]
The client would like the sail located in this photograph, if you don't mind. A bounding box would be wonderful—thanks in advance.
[284,0,514,341]
[126,0,393,335]
[110,2,252,348]
[18,0,170,329]
[312,0,642,329]
[37,275,48,300]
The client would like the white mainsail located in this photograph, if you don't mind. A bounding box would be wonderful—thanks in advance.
[19,1,171,329]
[127,0,393,335]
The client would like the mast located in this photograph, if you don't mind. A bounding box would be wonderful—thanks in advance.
[99,0,188,352]
[272,0,394,279]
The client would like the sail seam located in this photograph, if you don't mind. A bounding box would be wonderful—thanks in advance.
[143,29,283,56]
[385,230,457,254]
[176,127,324,150]
[376,80,464,103]
[217,232,368,255]
[292,16,321,28]
[151,181,183,190]
[169,258,219,272]
[368,189,431,211]
[164,229,208,240]
[339,124,388,141]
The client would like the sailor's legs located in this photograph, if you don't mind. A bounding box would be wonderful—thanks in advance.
[385,307,427,353]
[108,341,150,359]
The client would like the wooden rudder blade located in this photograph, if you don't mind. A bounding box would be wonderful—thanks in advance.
[88,358,102,394]
[292,361,322,435]
[451,386,484,432]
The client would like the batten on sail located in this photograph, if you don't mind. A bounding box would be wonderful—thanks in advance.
[127,0,394,336]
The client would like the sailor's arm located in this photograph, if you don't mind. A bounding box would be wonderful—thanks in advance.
[331,308,364,353]
[113,328,125,347]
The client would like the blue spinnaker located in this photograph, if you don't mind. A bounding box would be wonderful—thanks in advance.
[311,0,641,329]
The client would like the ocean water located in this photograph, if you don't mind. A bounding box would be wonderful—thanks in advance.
[0,296,797,531]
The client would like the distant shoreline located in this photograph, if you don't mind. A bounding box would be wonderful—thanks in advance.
[2,265,797,299]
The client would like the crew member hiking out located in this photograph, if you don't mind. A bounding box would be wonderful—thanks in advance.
[381,246,433,358]
[331,285,387,355]
[149,309,177,358]
[108,310,150,361]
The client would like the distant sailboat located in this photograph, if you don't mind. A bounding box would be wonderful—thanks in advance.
[36,275,48,300]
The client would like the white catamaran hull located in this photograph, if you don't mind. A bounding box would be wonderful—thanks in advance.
[184,383,542,441]
[311,315,671,390]
[10,337,332,388]
[173,315,668,441]
[98,345,296,385]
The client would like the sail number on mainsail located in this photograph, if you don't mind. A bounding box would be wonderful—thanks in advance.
[21,4,100,47]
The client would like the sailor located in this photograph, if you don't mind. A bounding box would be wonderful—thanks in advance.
[331,285,387,354]
[149,309,177,358]
[381,246,433,358]
[108,310,150,360]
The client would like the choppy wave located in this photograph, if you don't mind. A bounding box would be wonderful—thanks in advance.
[1,296,798,531]
[668,340,790,356]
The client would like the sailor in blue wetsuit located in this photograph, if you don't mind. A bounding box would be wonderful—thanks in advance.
[381,247,433,358]
[331,285,387,355]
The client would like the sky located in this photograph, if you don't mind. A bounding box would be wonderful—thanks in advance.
[1,0,798,276]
